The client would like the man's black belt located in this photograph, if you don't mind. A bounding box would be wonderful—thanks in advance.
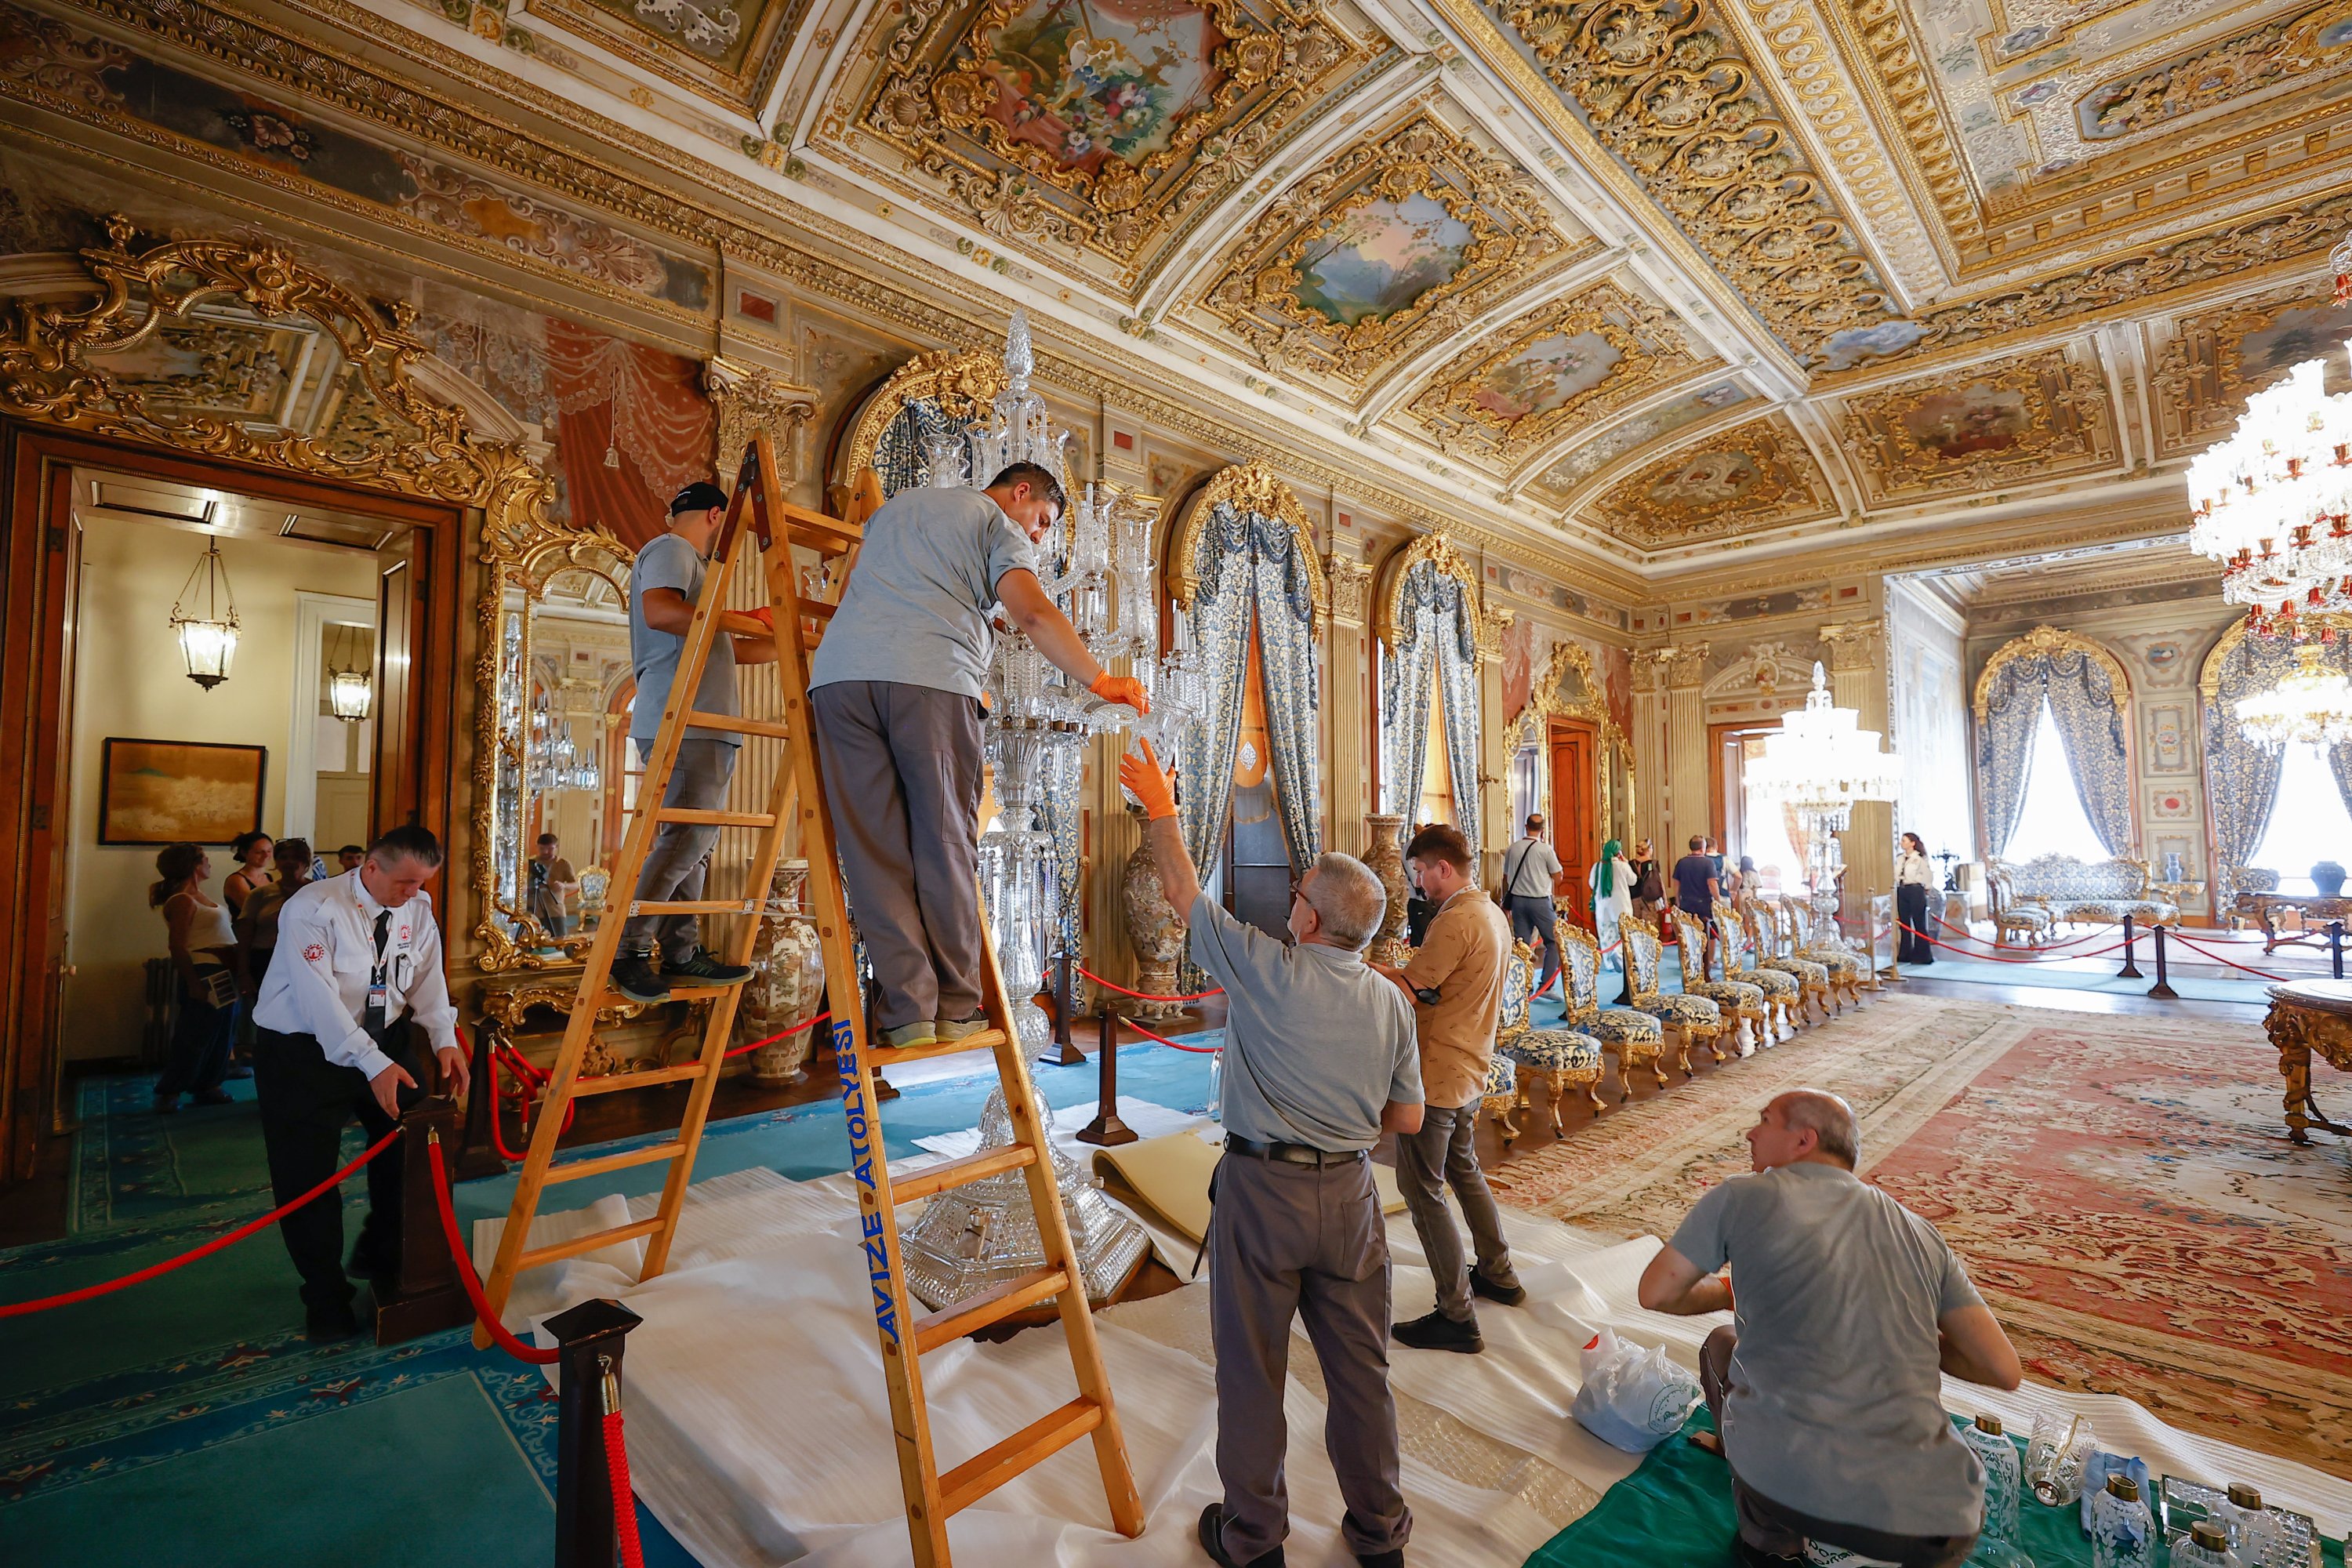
[1224,1135,1367,1167]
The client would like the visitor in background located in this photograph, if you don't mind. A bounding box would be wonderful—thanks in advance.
[1673,835,1722,976]
[528,832,579,938]
[1637,1090,2020,1568]
[151,842,238,1113]
[1732,855,1759,907]
[236,837,314,1005]
[1404,832,1437,947]
[335,844,365,874]
[1121,739,1419,1568]
[1590,837,1634,941]
[1375,822,1523,1356]
[1896,833,1936,967]
[223,831,274,916]
[1501,813,1565,992]
[1629,838,1664,924]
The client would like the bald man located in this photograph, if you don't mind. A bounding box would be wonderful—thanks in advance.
[1637,1091,2022,1568]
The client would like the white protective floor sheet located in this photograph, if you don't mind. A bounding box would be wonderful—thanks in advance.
[477,1112,2352,1568]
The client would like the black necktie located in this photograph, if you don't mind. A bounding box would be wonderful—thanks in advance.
[365,909,391,1040]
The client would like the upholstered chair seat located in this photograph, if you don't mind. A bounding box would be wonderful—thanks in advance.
[1558,924,1664,1098]
[1493,936,1606,1133]
[1621,915,1724,1075]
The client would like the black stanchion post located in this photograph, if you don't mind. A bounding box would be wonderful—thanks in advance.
[1076,1008,1136,1146]
[2332,920,2345,980]
[2117,913,2143,979]
[2147,924,2178,1000]
[1037,943,1085,1068]
[378,1094,475,1345]
[549,1298,642,1568]
[454,1025,507,1181]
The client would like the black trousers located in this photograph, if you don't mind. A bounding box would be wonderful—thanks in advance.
[1504,893,1563,989]
[252,1025,411,1310]
[1897,883,1935,964]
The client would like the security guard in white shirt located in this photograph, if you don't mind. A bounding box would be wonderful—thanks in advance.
[251,823,469,1338]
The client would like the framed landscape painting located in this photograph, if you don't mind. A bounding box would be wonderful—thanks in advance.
[98,739,267,845]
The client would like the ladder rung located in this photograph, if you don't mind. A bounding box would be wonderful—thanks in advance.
[655,808,777,826]
[569,1062,708,1095]
[545,1141,687,1185]
[517,1215,666,1269]
[868,1029,1010,1069]
[685,711,793,739]
[627,899,759,916]
[891,1143,1036,1207]
[783,511,862,552]
[939,1397,1105,1518]
[586,981,743,1007]
[913,1264,1069,1353]
[800,599,837,621]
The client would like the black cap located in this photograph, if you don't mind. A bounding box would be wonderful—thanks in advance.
[670,481,728,516]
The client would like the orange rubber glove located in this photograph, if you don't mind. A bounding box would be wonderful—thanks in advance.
[744,605,774,630]
[1088,671,1152,714]
[1118,738,1178,822]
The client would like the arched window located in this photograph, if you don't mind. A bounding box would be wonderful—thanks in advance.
[1999,697,2107,863]
[1974,627,2134,861]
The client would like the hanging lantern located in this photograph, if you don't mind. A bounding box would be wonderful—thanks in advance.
[169,535,239,691]
[328,667,372,721]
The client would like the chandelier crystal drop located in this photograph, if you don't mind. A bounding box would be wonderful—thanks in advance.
[169,535,240,691]
[2185,347,2352,633]
[526,699,601,794]
[2235,643,2352,750]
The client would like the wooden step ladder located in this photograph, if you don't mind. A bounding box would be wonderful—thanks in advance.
[476,429,1145,1566]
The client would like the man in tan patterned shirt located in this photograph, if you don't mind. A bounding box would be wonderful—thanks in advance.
[1372,822,1525,1353]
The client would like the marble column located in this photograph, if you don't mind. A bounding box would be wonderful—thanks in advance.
[1660,644,1711,858]
[1819,617,1893,924]
[1475,604,1515,883]
[1632,650,1670,854]
[1323,546,1375,861]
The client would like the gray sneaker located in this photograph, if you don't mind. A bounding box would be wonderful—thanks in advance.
[933,1013,994,1042]
[610,954,670,1004]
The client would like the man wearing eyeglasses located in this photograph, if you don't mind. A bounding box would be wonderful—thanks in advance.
[1121,740,1423,1568]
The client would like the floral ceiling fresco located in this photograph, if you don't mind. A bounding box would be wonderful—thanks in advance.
[1584,414,1838,546]
[516,0,800,107]
[1193,114,1595,394]
[1837,349,2116,507]
[840,0,1381,286]
[1526,376,1751,506]
[2151,282,2352,459]
[1401,278,1704,469]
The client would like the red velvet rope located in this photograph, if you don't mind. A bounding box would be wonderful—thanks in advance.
[2162,931,2295,982]
[1114,1016,1223,1053]
[0,1126,404,1318]
[1931,916,2118,953]
[1075,965,1224,1003]
[1898,923,2132,964]
[604,1406,646,1568]
[424,1132,561,1365]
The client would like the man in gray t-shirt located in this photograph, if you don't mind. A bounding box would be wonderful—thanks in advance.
[612,483,779,1004]
[808,463,1151,1049]
[1120,742,1422,1568]
[1638,1090,2023,1568]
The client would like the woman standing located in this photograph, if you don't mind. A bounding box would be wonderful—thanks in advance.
[1896,832,1936,965]
[152,842,239,1112]
[1628,838,1664,924]
[1589,837,1635,937]
[222,830,274,916]
[235,837,313,1000]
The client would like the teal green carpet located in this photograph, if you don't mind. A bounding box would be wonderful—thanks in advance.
[2,1038,1219,1565]
[1526,1413,2347,1568]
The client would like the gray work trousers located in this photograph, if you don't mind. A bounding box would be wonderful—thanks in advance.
[811,681,985,1033]
[1700,1326,1978,1568]
[1208,1150,1411,1563]
[621,738,738,961]
[1395,1100,1521,1323]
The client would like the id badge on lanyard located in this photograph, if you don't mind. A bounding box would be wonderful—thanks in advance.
[366,960,389,1039]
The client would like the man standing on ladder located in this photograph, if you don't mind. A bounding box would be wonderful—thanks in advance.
[612,481,780,1005]
[808,462,1150,1049]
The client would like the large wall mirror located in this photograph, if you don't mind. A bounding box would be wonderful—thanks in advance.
[477,533,636,968]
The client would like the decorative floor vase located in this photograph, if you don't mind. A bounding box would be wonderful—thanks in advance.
[1365,812,1410,966]
[1120,804,1185,1018]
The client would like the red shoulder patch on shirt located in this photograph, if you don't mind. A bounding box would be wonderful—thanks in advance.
[303,943,326,963]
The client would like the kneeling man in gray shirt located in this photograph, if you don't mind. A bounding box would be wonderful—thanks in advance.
[1637,1090,2023,1568]
[1120,741,1424,1568]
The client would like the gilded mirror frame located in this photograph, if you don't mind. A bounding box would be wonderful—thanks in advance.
[1507,640,1635,848]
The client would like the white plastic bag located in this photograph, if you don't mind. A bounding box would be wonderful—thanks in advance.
[1571,1330,1703,1454]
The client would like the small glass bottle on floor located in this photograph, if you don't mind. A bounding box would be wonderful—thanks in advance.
[2089,1473,2156,1568]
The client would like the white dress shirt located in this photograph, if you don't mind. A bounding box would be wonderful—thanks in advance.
[253,869,459,1080]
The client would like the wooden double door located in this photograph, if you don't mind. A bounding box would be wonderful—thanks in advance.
[1548,717,1599,930]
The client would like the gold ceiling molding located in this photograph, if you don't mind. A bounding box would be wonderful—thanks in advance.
[517,0,806,111]
[2149,280,2348,459]
[848,0,1367,274]
[1195,111,1592,393]
[708,358,819,483]
[1583,414,1839,547]
[1838,349,2115,507]
[1830,0,1979,256]
[1403,278,1701,467]
[1476,0,1904,363]
[1371,529,1483,652]
[1971,625,2132,722]
[2072,0,2352,145]
[1167,460,1327,633]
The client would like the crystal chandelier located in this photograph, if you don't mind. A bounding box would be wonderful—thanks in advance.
[1745,664,1900,914]
[169,535,239,691]
[527,699,601,794]
[2185,349,2352,633]
[2236,642,2352,750]
[924,307,1203,1047]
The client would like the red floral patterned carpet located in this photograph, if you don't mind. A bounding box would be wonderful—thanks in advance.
[1488,995,2352,1476]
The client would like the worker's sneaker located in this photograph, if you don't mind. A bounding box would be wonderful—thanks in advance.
[882,1022,938,1049]
[610,955,670,1004]
[305,1297,363,1341]
[1197,1504,1283,1568]
[933,1012,993,1042]
[1469,1269,1527,1308]
[1392,1309,1483,1353]
[663,949,753,986]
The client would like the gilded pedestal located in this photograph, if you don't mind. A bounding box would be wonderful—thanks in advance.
[2264,980,2352,1145]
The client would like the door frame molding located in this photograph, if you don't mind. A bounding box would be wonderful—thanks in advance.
[285,590,379,845]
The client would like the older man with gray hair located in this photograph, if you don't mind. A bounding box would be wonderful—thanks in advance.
[1121,740,1423,1568]
[1637,1090,2022,1568]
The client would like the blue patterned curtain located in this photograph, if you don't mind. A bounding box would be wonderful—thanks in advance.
[1434,597,1482,859]
[1380,561,1478,852]
[2204,630,2328,878]
[1975,658,2042,858]
[1381,605,1436,819]
[1250,546,1324,864]
[2041,649,2134,856]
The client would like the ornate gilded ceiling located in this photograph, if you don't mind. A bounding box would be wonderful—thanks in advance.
[4,0,2350,571]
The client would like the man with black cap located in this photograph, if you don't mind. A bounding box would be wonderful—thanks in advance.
[611,481,778,1004]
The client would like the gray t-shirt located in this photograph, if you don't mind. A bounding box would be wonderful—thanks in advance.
[1187,893,1421,1151]
[629,532,739,750]
[1502,837,1563,897]
[808,486,1039,699]
[1668,1163,1987,1537]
